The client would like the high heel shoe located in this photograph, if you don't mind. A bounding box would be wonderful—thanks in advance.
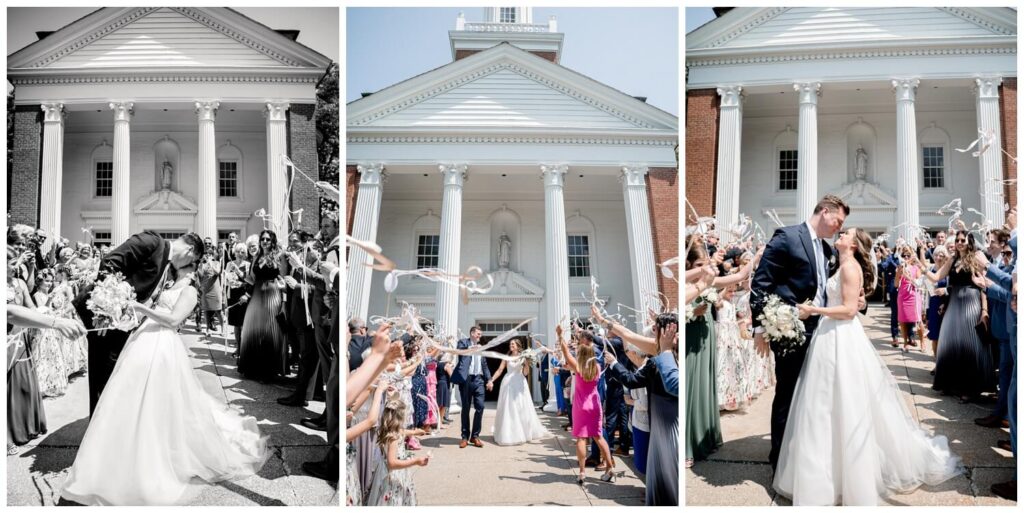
[577,471,585,485]
[600,470,616,483]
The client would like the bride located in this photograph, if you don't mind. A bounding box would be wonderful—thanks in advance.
[61,264,269,506]
[773,228,962,506]
[489,339,549,446]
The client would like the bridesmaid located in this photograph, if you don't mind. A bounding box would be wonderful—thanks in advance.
[7,225,47,453]
[238,230,288,382]
[685,238,721,468]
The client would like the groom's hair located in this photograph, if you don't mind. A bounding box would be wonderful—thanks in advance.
[813,194,850,216]
[179,233,205,260]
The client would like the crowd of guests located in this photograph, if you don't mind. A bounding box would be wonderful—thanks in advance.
[7,214,343,482]
[684,211,1018,501]
[345,310,679,506]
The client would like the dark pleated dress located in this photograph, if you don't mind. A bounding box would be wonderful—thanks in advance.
[238,260,286,380]
[686,304,722,461]
[932,263,995,398]
[8,326,47,445]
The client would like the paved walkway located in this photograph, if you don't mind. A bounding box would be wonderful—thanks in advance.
[7,324,338,506]
[413,403,647,505]
[686,305,1016,506]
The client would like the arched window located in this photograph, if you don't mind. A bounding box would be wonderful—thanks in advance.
[217,141,243,198]
[91,141,113,198]
[566,211,597,279]
[411,211,441,269]
[773,126,798,192]
[919,122,951,191]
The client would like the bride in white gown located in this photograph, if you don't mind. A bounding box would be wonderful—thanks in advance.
[773,228,962,506]
[489,340,550,446]
[61,265,269,506]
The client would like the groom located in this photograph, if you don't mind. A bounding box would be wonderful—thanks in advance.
[73,231,204,414]
[451,326,491,448]
[751,195,849,471]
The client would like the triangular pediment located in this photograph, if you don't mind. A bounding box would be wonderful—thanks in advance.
[688,7,1016,50]
[134,189,198,213]
[348,43,676,132]
[8,7,331,70]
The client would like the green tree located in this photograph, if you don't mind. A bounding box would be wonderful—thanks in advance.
[316,62,340,221]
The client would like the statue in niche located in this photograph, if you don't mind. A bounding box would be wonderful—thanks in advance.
[161,161,174,190]
[497,232,512,269]
[854,145,868,181]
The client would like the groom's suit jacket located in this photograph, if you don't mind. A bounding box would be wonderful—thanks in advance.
[750,223,837,332]
[451,338,492,386]
[73,230,171,330]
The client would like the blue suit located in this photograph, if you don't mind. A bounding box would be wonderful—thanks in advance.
[452,337,491,441]
[986,259,1012,420]
[653,352,679,397]
[987,233,1016,456]
[599,336,632,452]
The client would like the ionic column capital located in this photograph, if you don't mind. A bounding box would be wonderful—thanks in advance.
[264,101,290,122]
[793,82,821,105]
[891,79,920,103]
[356,163,386,186]
[438,163,468,187]
[108,101,134,123]
[540,164,568,187]
[620,165,649,187]
[716,85,743,108]
[41,102,65,123]
[973,76,1003,100]
[195,101,220,122]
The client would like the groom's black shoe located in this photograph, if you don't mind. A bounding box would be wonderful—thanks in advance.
[976,414,1005,428]
[991,480,1017,501]
[302,460,338,482]
[301,416,327,431]
[277,394,308,407]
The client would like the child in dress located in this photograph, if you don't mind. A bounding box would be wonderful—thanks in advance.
[714,285,747,411]
[365,392,430,506]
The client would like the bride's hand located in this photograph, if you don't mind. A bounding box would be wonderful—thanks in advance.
[796,302,814,320]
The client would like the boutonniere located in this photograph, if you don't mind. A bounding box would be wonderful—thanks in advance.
[828,254,837,267]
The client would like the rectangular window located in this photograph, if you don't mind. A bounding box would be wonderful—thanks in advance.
[922,146,944,188]
[95,161,113,197]
[219,161,238,197]
[416,235,440,269]
[92,231,111,246]
[157,232,185,241]
[499,7,516,23]
[778,150,798,191]
[479,322,530,334]
[567,234,591,277]
[217,231,232,243]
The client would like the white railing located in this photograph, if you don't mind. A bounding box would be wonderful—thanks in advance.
[463,22,552,33]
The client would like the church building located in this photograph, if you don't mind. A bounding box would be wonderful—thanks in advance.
[686,7,1017,243]
[8,7,333,246]
[346,7,678,391]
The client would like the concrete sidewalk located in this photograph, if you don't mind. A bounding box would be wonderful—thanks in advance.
[413,403,648,506]
[686,306,1016,506]
[7,325,338,506]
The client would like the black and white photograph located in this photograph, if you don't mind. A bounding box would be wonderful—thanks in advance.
[6,6,341,506]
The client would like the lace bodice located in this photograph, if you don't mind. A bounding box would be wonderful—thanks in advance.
[825,273,843,308]
[154,285,189,312]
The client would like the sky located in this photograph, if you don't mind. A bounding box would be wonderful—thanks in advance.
[6,7,339,62]
[686,7,717,34]
[347,7,679,115]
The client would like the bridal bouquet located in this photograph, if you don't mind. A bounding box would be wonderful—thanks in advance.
[685,303,696,323]
[756,294,806,356]
[86,273,140,331]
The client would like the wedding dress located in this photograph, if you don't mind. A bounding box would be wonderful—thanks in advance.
[61,285,269,506]
[773,273,962,505]
[492,363,549,446]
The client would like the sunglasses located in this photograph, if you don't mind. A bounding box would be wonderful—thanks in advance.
[260,237,272,242]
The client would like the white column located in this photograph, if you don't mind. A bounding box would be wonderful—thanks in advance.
[621,165,660,330]
[795,82,821,222]
[109,102,133,245]
[345,163,385,322]
[893,79,922,241]
[974,77,1006,227]
[714,86,742,243]
[265,101,290,241]
[434,163,467,339]
[541,163,569,413]
[195,101,219,240]
[39,103,65,240]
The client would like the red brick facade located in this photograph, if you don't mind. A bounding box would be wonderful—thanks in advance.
[455,49,557,62]
[287,103,320,234]
[685,89,719,221]
[10,105,42,227]
[646,167,679,308]
[1000,78,1017,210]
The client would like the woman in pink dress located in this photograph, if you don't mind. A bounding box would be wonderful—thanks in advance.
[557,325,615,484]
[895,247,924,352]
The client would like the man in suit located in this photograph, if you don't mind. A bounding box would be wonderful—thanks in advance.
[752,195,848,471]
[452,326,491,448]
[977,228,1013,429]
[73,231,204,415]
[279,231,326,408]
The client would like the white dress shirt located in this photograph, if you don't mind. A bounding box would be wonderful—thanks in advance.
[805,221,828,307]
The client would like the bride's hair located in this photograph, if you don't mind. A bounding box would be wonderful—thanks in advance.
[376,392,407,451]
[846,228,877,296]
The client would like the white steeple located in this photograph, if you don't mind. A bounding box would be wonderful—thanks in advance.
[450,8,563,63]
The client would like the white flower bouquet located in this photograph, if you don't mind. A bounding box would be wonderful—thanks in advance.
[685,303,696,323]
[697,287,719,305]
[86,273,140,331]
[756,294,806,356]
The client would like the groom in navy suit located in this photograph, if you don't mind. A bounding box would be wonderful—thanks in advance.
[452,326,491,448]
[751,195,849,471]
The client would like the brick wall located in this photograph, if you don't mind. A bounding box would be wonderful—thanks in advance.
[287,103,320,234]
[11,105,41,227]
[646,167,679,308]
[685,89,719,221]
[1000,78,1017,210]
[454,49,557,62]
[346,165,359,237]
